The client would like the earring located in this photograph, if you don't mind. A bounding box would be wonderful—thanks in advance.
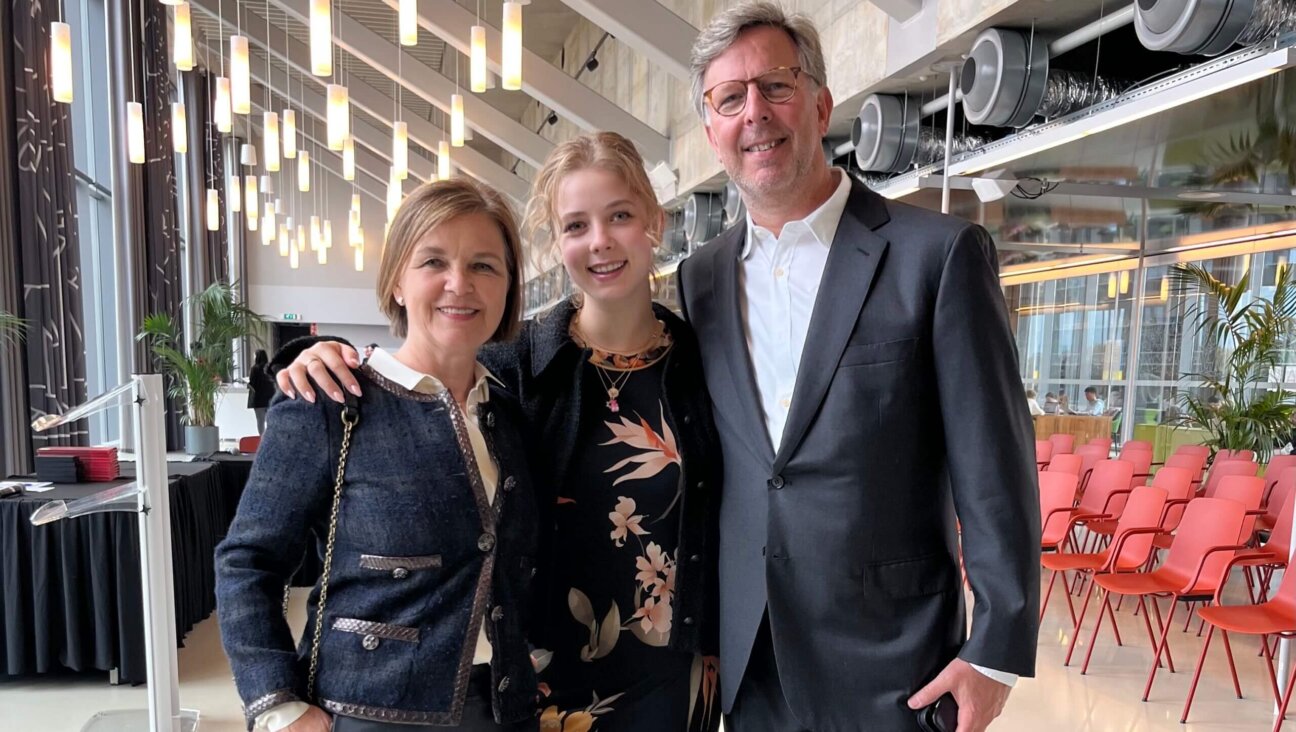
[396,296,405,306]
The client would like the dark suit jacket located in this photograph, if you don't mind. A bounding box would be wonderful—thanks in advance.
[676,177,1040,730]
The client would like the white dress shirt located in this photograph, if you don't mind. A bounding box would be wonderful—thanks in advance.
[257,349,501,731]
[738,170,1017,689]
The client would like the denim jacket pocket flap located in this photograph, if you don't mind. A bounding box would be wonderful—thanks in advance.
[331,618,421,644]
[358,554,442,574]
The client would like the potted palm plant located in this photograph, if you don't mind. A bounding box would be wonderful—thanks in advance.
[137,282,266,454]
[1170,262,1296,462]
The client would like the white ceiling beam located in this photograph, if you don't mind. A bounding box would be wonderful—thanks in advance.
[380,0,671,163]
[266,0,552,171]
[190,0,529,201]
[557,0,696,81]
[867,0,923,22]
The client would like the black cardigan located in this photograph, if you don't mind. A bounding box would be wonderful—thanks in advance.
[271,299,722,655]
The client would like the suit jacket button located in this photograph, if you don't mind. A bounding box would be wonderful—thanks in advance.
[682,414,692,425]
[503,476,517,492]
[491,606,505,622]
[683,616,694,625]
[392,567,410,580]
[690,554,701,563]
[478,533,496,552]
[770,475,785,489]
[362,634,380,651]
[497,676,511,692]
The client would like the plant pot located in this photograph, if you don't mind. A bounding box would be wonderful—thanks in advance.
[184,425,220,455]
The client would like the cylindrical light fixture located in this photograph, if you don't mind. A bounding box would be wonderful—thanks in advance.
[279,224,290,256]
[470,25,487,93]
[400,0,418,46]
[173,3,194,71]
[298,151,310,192]
[51,22,74,103]
[324,220,333,250]
[263,200,276,237]
[230,35,251,114]
[245,174,259,223]
[326,84,348,150]
[354,241,364,272]
[260,174,274,196]
[392,121,408,180]
[282,109,297,158]
[502,2,522,90]
[263,111,280,171]
[342,135,355,181]
[451,93,465,147]
[240,142,258,168]
[387,169,402,221]
[351,193,361,211]
[310,0,332,76]
[206,188,220,231]
[297,223,306,251]
[310,215,322,251]
[171,102,187,153]
[127,102,146,164]
[214,76,232,133]
[349,208,361,245]
[438,140,450,180]
[229,175,241,212]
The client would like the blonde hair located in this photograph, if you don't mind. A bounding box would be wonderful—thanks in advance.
[377,178,524,341]
[523,131,665,275]
[689,1,827,120]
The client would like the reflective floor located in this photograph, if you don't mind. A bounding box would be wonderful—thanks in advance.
[3,574,1290,731]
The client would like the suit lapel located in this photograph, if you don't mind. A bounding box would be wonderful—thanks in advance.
[709,224,776,466]
[773,184,890,472]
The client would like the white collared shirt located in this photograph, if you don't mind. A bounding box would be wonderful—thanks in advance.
[737,171,1017,689]
[256,349,502,732]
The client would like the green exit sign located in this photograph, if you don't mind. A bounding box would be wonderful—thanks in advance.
[282,313,301,321]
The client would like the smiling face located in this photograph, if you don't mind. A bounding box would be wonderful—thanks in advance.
[555,166,658,308]
[393,213,511,363]
[700,25,833,211]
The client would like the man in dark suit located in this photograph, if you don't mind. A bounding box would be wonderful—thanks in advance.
[678,3,1040,730]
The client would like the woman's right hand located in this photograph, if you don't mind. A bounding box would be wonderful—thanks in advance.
[282,705,333,732]
[276,341,363,404]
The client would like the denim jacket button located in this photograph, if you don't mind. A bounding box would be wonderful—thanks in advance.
[478,533,496,552]
[497,676,511,692]
[490,606,504,622]
[362,634,380,651]
[391,567,410,580]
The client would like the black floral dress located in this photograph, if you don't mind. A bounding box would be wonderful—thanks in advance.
[535,326,720,732]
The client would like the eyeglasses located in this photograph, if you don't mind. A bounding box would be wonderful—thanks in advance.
[703,66,812,118]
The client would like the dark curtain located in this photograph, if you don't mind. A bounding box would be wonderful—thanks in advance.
[12,0,87,450]
[139,0,183,448]
[0,1,30,474]
[197,69,228,286]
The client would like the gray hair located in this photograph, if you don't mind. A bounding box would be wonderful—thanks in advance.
[689,1,828,121]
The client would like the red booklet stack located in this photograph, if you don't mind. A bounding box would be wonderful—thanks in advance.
[36,446,121,481]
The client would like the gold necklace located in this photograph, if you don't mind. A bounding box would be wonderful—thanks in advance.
[571,312,664,414]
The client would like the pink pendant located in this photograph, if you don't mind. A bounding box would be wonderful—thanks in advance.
[607,398,620,413]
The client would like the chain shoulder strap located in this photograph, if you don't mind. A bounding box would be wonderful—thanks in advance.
[303,404,360,700]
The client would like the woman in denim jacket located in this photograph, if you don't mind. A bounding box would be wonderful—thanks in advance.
[216,179,539,732]
[279,133,722,731]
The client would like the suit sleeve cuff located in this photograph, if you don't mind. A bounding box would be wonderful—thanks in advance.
[255,701,311,731]
[970,664,1018,687]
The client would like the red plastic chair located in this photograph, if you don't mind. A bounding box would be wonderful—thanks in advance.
[1262,468,1296,533]
[1088,449,1156,538]
[1047,453,1082,477]
[1176,444,1211,459]
[238,435,261,453]
[1080,498,1248,700]
[1263,457,1296,508]
[1040,471,1080,554]
[1123,440,1153,452]
[1217,448,1256,463]
[1049,433,1076,456]
[1044,486,1167,631]
[1184,536,1296,728]
[1148,467,1196,546]
[1074,444,1111,496]
[1166,453,1207,490]
[1233,491,1294,605]
[1072,459,1137,528]
[1035,440,1053,468]
[1214,475,1266,545]
[1089,437,1113,454]
[1203,459,1260,498]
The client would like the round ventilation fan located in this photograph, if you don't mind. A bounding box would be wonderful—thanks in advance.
[852,94,920,173]
[960,27,1050,128]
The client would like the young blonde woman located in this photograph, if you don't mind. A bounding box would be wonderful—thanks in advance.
[278,133,721,731]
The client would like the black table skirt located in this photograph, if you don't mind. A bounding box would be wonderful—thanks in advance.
[0,461,236,683]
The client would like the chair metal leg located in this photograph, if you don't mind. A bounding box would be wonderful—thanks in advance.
[1065,582,1097,667]
[1220,629,1243,699]
[1081,591,1113,675]
[1143,599,1180,701]
[1181,624,1216,723]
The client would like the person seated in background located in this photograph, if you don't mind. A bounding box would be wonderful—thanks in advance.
[1025,388,1045,417]
[1070,386,1106,416]
[1043,392,1060,414]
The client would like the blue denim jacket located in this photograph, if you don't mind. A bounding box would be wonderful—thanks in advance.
[216,366,538,729]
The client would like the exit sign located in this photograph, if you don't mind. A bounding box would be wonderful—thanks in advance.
[282,313,301,321]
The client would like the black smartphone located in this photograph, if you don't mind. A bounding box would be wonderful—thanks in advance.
[915,693,959,732]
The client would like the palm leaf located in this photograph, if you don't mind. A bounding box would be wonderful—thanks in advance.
[0,309,27,346]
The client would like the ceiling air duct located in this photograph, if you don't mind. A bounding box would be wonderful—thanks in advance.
[722,179,745,228]
[661,209,688,256]
[960,28,1125,128]
[1135,0,1296,56]
[852,94,921,173]
[683,192,725,247]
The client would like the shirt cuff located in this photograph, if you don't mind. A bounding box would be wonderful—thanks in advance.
[970,664,1018,687]
[255,701,311,732]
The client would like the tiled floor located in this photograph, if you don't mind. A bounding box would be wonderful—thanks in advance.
[3,575,1290,731]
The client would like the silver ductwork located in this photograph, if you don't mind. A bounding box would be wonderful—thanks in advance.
[683,192,725,246]
[661,209,688,256]
[722,180,745,228]
[852,94,921,173]
[913,128,992,166]
[1135,0,1296,56]
[960,28,1124,128]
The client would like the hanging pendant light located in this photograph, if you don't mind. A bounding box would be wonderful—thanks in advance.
[400,0,418,46]
[387,169,402,221]
[279,224,290,256]
[392,121,408,180]
[173,3,194,71]
[171,102,188,153]
[298,151,310,192]
[502,2,522,90]
[451,94,465,147]
[438,140,450,180]
[354,241,364,272]
[50,22,74,103]
[470,24,487,93]
[342,135,355,181]
[349,208,361,246]
[245,175,259,224]
[264,111,280,171]
[206,188,220,231]
[260,174,274,196]
[229,175,241,212]
[240,142,258,168]
[324,220,333,250]
[263,200,276,238]
[282,109,297,159]
[297,223,306,252]
[327,84,349,150]
[214,76,233,133]
[310,215,322,252]
[310,0,332,76]
[127,102,146,164]
[230,35,251,114]
[351,193,361,211]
